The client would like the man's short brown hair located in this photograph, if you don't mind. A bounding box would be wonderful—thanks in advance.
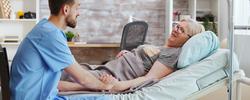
[48,0,75,15]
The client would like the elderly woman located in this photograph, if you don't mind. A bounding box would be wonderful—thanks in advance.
[59,18,205,92]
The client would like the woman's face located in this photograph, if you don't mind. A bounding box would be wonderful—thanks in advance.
[166,21,191,48]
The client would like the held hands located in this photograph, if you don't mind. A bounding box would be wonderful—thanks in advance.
[99,74,126,92]
[58,74,127,92]
[116,50,129,58]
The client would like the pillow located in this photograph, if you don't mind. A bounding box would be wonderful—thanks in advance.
[177,31,220,69]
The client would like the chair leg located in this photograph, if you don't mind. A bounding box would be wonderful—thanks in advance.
[0,88,2,100]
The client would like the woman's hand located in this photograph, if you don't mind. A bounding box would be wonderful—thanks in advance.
[99,74,117,90]
[99,74,127,92]
[116,50,129,58]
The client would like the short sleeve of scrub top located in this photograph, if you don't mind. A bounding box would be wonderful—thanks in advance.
[28,18,74,72]
[36,23,74,72]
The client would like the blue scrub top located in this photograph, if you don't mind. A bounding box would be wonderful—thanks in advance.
[10,19,74,100]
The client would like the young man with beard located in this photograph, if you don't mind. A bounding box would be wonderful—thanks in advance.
[10,0,110,100]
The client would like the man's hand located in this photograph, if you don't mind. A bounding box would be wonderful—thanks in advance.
[116,50,129,58]
[64,63,111,91]
[99,74,117,90]
[99,74,127,92]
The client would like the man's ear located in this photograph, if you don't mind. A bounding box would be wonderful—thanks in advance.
[62,5,70,15]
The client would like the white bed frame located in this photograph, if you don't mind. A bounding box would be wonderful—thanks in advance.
[186,70,250,100]
[236,70,250,100]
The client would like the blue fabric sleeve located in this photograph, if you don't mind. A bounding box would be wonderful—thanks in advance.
[38,31,74,72]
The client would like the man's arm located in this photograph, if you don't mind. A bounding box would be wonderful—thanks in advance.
[58,81,90,91]
[63,63,112,91]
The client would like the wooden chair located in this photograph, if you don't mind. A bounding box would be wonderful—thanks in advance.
[0,45,11,100]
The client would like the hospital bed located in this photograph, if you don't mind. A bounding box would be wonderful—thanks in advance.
[60,49,250,100]
[1,35,249,100]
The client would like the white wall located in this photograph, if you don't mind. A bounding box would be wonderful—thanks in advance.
[234,32,250,77]
[234,0,250,26]
[219,0,229,41]
[218,0,250,77]
[234,0,250,77]
[217,0,250,40]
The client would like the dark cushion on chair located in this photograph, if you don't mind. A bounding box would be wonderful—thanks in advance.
[120,21,148,51]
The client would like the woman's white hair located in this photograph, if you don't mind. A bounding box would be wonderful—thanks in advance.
[180,18,205,36]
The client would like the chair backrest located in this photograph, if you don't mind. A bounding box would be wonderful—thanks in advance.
[120,21,148,51]
[0,45,11,100]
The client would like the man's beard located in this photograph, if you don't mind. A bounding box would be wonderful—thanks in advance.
[66,15,77,28]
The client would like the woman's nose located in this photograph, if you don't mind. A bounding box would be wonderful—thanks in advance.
[173,27,179,33]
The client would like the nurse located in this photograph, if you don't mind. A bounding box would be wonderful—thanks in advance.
[10,0,111,100]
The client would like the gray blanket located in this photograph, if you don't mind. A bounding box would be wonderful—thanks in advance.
[61,50,159,94]
[85,50,146,81]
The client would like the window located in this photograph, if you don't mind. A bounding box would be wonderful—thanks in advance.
[234,0,250,28]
